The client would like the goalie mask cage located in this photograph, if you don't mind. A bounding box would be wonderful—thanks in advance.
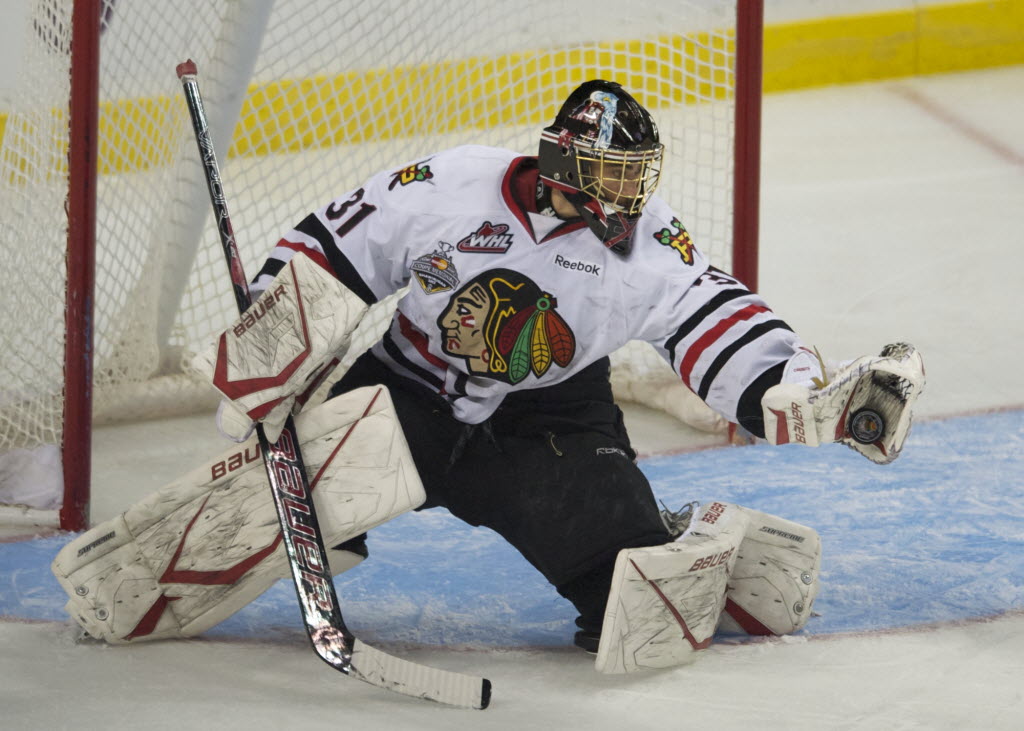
[0,0,762,531]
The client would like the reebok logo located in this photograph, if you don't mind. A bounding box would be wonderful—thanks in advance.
[554,254,601,277]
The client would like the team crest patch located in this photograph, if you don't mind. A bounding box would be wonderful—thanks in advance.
[411,242,460,294]
[457,221,514,254]
[437,268,575,384]
[654,217,695,264]
[388,159,434,190]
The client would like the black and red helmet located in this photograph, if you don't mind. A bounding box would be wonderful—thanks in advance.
[539,80,663,254]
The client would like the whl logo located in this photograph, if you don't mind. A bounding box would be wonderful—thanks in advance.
[457,221,514,253]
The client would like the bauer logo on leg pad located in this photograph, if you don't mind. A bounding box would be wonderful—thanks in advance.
[594,502,749,674]
[688,547,734,572]
[51,387,426,644]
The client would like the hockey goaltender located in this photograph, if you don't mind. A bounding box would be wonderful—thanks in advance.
[53,80,924,676]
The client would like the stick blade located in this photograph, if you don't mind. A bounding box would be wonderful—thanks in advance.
[350,640,492,709]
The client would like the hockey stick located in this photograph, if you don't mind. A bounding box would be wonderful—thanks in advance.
[176,59,491,710]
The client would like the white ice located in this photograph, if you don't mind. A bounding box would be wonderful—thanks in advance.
[3,65,1023,730]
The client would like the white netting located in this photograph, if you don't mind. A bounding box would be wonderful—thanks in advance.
[1,0,744,511]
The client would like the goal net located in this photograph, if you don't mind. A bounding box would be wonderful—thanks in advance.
[0,0,760,528]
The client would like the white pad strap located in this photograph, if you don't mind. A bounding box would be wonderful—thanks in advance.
[51,386,424,644]
[595,501,749,674]
[763,342,925,463]
[194,251,369,442]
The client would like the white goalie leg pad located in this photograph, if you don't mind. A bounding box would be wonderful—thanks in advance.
[193,250,370,443]
[594,501,749,674]
[762,342,925,464]
[51,385,424,644]
[718,507,822,636]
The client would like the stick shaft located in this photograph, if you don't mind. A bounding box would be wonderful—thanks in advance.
[174,60,490,708]
[176,59,355,664]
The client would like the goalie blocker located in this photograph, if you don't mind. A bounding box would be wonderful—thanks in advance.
[193,250,371,444]
[595,502,821,674]
[51,386,424,643]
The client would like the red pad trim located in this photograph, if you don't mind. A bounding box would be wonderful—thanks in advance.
[307,387,382,488]
[212,259,312,399]
[159,493,283,586]
[835,380,861,442]
[124,593,181,640]
[629,558,713,651]
[724,597,776,636]
[295,357,340,410]
[770,407,790,445]
[123,388,385,640]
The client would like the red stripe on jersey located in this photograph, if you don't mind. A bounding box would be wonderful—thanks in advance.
[275,239,332,274]
[397,311,449,377]
[679,304,770,389]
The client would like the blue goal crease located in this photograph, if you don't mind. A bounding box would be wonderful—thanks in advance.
[2,410,1021,646]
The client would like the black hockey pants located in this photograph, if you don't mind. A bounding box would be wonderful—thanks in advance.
[328,353,671,633]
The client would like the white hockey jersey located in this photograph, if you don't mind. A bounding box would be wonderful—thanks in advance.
[254,145,805,425]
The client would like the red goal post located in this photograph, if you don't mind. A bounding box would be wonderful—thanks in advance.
[0,0,762,531]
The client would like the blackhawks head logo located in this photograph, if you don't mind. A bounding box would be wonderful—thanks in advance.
[437,269,576,384]
[654,217,695,264]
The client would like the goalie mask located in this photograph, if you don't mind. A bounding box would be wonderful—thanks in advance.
[539,80,663,255]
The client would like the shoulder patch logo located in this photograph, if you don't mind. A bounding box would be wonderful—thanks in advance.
[457,221,514,254]
[437,269,576,384]
[411,242,460,294]
[654,217,695,265]
[388,159,434,190]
